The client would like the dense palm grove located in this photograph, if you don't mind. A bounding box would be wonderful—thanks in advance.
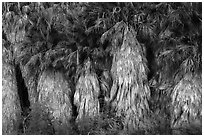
[2,2,202,135]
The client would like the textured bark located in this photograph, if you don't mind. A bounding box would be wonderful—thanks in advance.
[171,73,202,134]
[74,59,100,121]
[110,25,151,131]
[37,69,73,132]
[2,47,21,134]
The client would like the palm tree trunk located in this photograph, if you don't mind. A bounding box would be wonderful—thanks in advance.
[2,47,21,134]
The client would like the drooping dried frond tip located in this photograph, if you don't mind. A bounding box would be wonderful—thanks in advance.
[109,24,151,131]
[100,21,125,54]
[74,58,100,121]
[37,69,73,133]
[2,49,21,134]
[171,73,202,134]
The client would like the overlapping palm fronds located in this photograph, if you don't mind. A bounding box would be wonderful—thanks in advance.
[37,69,73,133]
[171,73,202,134]
[101,21,151,130]
[151,3,202,134]
[2,2,83,105]
[154,2,201,83]
[157,43,201,85]
[2,2,202,135]
[74,58,100,121]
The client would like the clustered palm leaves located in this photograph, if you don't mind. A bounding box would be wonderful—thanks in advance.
[37,69,73,133]
[74,58,100,121]
[102,21,151,131]
[2,2,202,135]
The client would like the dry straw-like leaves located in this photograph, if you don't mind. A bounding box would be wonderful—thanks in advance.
[74,58,100,121]
[110,24,151,131]
[171,73,202,132]
[37,69,73,132]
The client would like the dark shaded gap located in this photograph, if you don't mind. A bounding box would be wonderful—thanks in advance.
[67,70,79,134]
[65,65,78,121]
[146,44,156,81]
[14,64,30,116]
[98,81,105,113]
[69,85,78,120]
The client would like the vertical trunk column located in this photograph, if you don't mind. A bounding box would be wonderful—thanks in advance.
[14,64,30,115]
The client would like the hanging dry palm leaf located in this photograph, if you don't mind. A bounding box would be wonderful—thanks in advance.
[74,58,100,121]
[2,47,21,135]
[101,21,125,54]
[171,73,202,134]
[37,69,73,133]
[109,24,151,131]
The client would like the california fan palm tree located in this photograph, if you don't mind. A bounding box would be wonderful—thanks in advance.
[2,2,202,135]
[84,3,153,131]
[2,2,41,107]
[151,2,202,134]
[101,21,151,131]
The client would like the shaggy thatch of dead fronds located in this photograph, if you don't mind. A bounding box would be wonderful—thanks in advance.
[171,73,202,134]
[2,47,21,135]
[108,23,151,131]
[74,58,100,121]
[37,69,73,133]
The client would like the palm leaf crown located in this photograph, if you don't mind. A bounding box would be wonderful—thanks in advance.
[2,2,201,85]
